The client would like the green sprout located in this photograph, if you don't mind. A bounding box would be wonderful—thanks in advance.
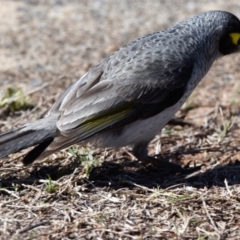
[0,87,31,112]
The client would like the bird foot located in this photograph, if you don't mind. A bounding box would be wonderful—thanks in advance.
[140,156,203,174]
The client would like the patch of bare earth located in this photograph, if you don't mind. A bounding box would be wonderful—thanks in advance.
[1,0,240,239]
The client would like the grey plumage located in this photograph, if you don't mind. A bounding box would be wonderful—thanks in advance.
[0,116,57,161]
[1,11,240,172]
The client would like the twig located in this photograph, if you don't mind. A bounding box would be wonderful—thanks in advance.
[0,188,20,199]
[224,178,233,196]
[19,221,50,234]
[202,197,220,237]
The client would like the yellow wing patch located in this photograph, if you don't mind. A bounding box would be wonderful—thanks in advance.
[77,102,136,133]
[229,33,240,45]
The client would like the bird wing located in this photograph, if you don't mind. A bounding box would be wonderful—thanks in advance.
[56,52,194,141]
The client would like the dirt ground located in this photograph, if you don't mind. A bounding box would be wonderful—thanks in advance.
[1,0,240,239]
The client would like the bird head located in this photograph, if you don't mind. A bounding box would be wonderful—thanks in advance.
[217,11,240,55]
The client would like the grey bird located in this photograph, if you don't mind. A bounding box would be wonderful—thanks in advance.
[1,10,240,173]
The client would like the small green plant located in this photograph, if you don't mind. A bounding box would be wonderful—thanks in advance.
[181,93,198,112]
[217,117,233,140]
[27,231,36,240]
[229,84,240,106]
[12,184,19,192]
[80,148,101,178]
[149,186,164,199]
[79,147,102,178]
[189,217,199,228]
[68,146,80,158]
[0,87,31,112]
[44,175,58,193]
[162,127,178,135]
[166,193,192,204]
[182,102,198,112]
[215,108,233,141]
[68,146,102,178]
[95,214,106,224]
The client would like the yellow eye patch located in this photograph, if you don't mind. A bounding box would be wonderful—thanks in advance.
[229,33,240,45]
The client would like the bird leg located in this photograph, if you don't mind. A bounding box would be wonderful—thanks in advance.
[132,142,202,174]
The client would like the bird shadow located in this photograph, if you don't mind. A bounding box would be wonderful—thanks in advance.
[1,151,240,191]
[86,159,240,189]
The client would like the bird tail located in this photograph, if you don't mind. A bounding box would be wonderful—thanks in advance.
[0,115,58,164]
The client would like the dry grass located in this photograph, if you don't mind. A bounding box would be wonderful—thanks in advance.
[1,0,240,239]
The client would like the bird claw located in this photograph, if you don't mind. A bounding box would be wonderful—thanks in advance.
[182,160,205,174]
[184,160,194,169]
[141,157,204,174]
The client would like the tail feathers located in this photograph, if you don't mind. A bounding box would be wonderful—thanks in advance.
[0,117,57,162]
[0,128,55,159]
[23,130,79,163]
[23,137,54,165]
[23,130,83,164]
[0,128,29,144]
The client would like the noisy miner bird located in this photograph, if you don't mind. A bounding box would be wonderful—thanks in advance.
[1,10,240,173]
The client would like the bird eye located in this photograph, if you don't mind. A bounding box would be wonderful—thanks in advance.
[229,32,240,45]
